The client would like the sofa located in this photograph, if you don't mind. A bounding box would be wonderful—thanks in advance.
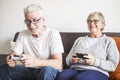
[0,32,120,80]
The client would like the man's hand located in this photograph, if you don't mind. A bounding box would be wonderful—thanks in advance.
[21,54,38,68]
[6,55,16,67]
[6,51,22,67]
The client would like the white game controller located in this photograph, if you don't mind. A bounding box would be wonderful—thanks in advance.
[9,55,22,60]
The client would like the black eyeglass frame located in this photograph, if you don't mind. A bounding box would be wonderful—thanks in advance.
[24,17,42,25]
[87,19,100,24]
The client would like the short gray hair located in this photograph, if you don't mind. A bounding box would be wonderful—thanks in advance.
[24,4,44,17]
[87,11,105,25]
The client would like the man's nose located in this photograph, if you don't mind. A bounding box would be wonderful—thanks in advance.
[29,23,35,28]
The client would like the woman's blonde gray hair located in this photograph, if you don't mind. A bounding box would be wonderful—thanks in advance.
[87,11,105,25]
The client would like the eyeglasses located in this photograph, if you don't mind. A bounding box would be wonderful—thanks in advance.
[88,19,100,24]
[24,17,42,25]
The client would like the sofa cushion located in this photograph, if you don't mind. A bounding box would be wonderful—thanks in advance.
[109,37,120,80]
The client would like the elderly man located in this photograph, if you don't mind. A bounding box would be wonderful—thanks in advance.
[0,4,64,80]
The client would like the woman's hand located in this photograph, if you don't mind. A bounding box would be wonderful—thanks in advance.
[83,54,96,65]
[71,55,80,63]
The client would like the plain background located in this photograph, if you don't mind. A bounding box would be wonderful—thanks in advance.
[0,0,120,54]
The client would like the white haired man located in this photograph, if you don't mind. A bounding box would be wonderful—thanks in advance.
[0,4,64,80]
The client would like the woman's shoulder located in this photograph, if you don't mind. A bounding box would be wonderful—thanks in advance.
[74,36,87,44]
[76,35,88,41]
[102,34,116,43]
[103,34,114,40]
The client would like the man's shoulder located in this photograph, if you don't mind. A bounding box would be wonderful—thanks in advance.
[19,30,29,34]
[19,30,30,37]
[47,27,59,32]
[20,30,28,33]
[46,27,59,35]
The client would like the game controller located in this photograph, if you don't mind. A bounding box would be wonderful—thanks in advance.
[76,53,88,59]
[9,55,22,60]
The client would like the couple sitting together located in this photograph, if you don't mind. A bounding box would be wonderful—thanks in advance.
[0,4,119,80]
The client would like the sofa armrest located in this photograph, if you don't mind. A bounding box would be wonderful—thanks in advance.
[109,37,120,80]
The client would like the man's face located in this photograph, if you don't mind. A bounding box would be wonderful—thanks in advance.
[24,11,45,35]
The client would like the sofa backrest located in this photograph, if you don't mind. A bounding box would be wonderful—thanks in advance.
[14,32,120,51]
[60,32,120,53]
[13,32,120,75]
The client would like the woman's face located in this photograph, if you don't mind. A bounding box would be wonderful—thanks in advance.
[87,15,104,33]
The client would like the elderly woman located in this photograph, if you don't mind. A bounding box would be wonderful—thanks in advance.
[57,11,119,80]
